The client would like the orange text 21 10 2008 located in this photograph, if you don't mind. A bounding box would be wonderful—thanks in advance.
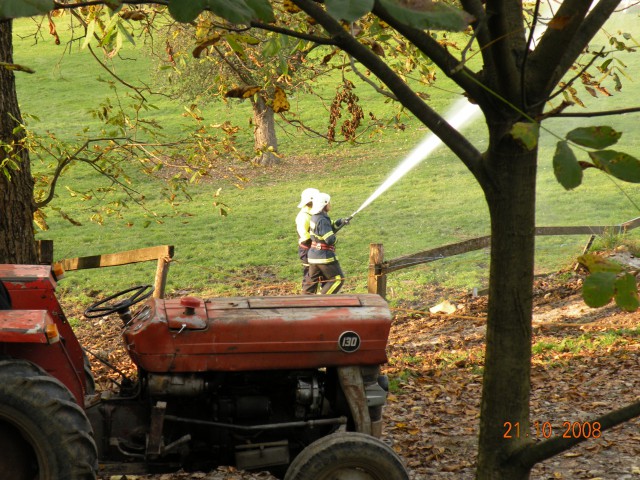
[503,421,602,439]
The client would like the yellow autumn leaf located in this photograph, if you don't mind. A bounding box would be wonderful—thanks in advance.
[120,10,147,21]
[33,209,49,231]
[242,86,262,98]
[283,0,301,13]
[272,86,290,113]
[0,62,35,74]
[192,33,222,58]
[225,86,262,99]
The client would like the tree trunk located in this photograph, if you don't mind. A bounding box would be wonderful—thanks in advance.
[251,94,279,166]
[476,130,538,479]
[0,20,37,264]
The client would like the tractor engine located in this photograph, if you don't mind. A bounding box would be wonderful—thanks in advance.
[87,293,392,475]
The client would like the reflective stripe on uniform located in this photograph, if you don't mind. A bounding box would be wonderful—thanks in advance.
[319,231,335,241]
[324,275,343,294]
[308,256,339,265]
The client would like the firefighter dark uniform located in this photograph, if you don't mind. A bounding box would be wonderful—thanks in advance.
[307,194,347,294]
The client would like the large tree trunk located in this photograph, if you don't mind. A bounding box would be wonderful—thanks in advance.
[0,20,37,264]
[251,94,279,166]
[476,127,538,479]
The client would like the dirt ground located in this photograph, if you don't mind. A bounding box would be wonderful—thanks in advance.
[74,255,640,480]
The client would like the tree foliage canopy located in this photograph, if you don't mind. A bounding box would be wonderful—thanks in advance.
[3,1,640,479]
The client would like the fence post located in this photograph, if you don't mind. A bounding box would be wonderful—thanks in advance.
[368,243,386,299]
[154,253,172,299]
[36,240,54,265]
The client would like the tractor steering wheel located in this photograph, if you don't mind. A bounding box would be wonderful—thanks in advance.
[84,285,154,319]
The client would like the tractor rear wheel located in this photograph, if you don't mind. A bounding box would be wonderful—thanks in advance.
[0,359,98,480]
[284,432,409,480]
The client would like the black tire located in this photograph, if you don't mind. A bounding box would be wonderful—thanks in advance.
[284,432,409,480]
[0,360,98,480]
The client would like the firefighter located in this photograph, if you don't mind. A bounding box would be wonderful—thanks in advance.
[296,187,319,293]
[307,192,350,294]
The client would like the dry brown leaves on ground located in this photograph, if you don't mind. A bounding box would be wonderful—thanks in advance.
[71,268,640,480]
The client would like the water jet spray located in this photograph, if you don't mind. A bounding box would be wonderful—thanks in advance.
[348,99,481,220]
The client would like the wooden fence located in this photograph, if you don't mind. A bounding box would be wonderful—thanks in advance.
[37,241,174,299]
[367,216,640,298]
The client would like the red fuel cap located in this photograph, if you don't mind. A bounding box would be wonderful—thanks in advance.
[180,297,201,314]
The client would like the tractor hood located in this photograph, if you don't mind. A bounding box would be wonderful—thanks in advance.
[123,294,392,373]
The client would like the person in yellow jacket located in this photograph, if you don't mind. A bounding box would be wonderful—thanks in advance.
[296,188,319,293]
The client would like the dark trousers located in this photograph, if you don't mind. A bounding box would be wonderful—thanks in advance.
[299,245,313,292]
[308,262,344,295]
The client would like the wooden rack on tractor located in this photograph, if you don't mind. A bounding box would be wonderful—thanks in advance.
[0,264,409,480]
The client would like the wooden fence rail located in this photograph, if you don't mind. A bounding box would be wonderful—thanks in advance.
[368,216,640,298]
[36,242,174,299]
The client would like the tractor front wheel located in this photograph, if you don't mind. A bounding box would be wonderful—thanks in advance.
[284,432,409,480]
[0,359,98,480]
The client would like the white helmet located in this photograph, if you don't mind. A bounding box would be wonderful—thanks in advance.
[297,188,320,208]
[310,192,331,215]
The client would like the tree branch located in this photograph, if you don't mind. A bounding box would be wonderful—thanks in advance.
[348,55,397,101]
[54,0,169,9]
[520,0,542,109]
[371,0,486,106]
[460,0,492,52]
[483,0,525,103]
[527,0,621,102]
[510,399,640,469]
[35,137,119,208]
[249,20,337,46]
[550,106,640,118]
[544,47,605,106]
[289,0,483,177]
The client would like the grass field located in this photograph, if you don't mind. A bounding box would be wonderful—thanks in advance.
[11,11,640,306]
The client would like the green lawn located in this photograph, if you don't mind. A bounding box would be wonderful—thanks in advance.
[11,12,640,304]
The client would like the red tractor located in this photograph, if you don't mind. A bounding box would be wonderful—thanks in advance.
[0,264,409,480]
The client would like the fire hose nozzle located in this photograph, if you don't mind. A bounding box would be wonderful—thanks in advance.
[334,215,353,233]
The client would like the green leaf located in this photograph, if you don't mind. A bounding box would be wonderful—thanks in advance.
[553,141,583,190]
[566,126,622,149]
[582,271,617,308]
[114,30,123,55]
[578,254,623,274]
[0,0,53,20]
[326,0,374,22]
[205,0,255,24]
[378,0,473,32]
[168,0,205,23]
[226,36,245,57]
[510,122,539,151]
[599,58,613,72]
[82,19,97,50]
[614,273,639,312]
[244,0,275,22]
[262,37,280,57]
[118,23,136,46]
[589,150,640,183]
